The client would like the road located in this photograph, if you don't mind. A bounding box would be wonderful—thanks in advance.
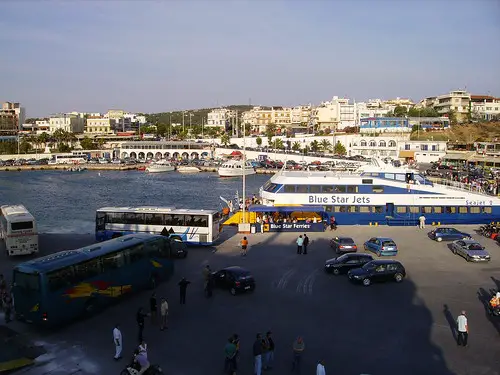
[1,225,500,375]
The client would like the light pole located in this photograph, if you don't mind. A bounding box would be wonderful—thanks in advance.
[242,120,246,225]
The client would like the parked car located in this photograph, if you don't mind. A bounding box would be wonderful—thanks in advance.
[450,239,491,262]
[348,260,406,286]
[330,237,358,254]
[212,266,255,295]
[168,235,188,258]
[363,237,398,256]
[429,227,472,242]
[324,253,373,275]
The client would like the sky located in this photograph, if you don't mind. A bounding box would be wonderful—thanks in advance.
[1,0,499,117]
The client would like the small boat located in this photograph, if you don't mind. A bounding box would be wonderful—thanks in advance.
[218,159,256,177]
[177,166,201,173]
[146,160,175,173]
[67,166,86,172]
[137,166,146,171]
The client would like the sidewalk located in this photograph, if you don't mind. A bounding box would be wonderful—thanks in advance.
[0,321,45,373]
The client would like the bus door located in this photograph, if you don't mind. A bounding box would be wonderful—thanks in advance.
[12,269,43,323]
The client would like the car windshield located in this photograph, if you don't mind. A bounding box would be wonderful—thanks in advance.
[362,262,376,270]
[468,244,483,250]
[382,241,396,247]
[336,254,349,262]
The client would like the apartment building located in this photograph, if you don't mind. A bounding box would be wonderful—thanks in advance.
[355,101,388,123]
[85,117,113,135]
[49,114,85,134]
[470,95,500,121]
[240,106,298,133]
[383,97,415,109]
[0,102,25,138]
[206,108,235,128]
[399,140,447,163]
[314,96,356,131]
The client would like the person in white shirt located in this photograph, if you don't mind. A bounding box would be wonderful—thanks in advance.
[113,324,122,360]
[138,340,148,358]
[418,214,426,229]
[456,311,468,347]
[316,359,326,375]
[160,298,169,331]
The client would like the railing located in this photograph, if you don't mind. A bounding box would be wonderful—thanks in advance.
[430,178,493,196]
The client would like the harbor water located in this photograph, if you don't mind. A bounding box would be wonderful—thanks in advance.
[0,170,269,234]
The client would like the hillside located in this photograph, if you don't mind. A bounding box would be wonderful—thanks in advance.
[145,105,254,126]
[410,122,500,143]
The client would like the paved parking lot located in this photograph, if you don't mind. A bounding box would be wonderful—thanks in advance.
[1,225,500,375]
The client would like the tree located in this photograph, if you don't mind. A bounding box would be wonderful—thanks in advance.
[220,133,230,146]
[309,140,320,152]
[80,136,96,150]
[19,139,32,154]
[38,132,50,150]
[256,137,262,147]
[156,123,167,137]
[447,110,458,125]
[407,107,440,117]
[274,138,284,150]
[57,143,72,152]
[97,138,106,150]
[292,141,301,151]
[265,123,277,144]
[320,139,332,152]
[333,141,346,155]
[393,105,408,117]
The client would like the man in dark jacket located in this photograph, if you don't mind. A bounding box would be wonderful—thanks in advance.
[253,333,263,375]
[303,234,309,255]
[136,307,148,342]
[178,277,191,305]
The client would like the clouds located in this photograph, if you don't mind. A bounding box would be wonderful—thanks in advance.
[0,0,499,116]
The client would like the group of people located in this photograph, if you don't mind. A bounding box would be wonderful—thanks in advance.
[295,234,310,255]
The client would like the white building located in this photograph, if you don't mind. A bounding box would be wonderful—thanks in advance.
[398,140,447,163]
[470,95,500,121]
[0,102,25,137]
[206,108,235,128]
[355,101,388,124]
[314,96,356,131]
[49,114,85,134]
[85,117,113,135]
[431,90,471,122]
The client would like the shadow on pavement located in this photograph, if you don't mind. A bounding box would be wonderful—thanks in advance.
[443,304,457,342]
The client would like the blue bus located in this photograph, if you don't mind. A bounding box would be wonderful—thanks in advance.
[12,233,176,325]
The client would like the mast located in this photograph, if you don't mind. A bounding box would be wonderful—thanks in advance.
[242,115,246,224]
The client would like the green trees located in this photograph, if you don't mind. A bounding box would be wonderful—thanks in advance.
[265,123,277,144]
[320,139,332,152]
[220,133,230,146]
[256,137,262,147]
[309,140,320,152]
[274,138,284,150]
[80,136,96,150]
[292,141,301,151]
[333,141,347,155]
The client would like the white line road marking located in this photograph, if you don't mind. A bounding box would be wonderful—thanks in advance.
[277,269,295,289]
[302,269,320,295]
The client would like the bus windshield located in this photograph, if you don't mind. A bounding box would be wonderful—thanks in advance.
[11,221,34,231]
[14,270,40,291]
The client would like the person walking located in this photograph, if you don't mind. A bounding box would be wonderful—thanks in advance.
[456,310,468,347]
[160,298,168,330]
[178,277,191,305]
[224,337,237,375]
[303,234,309,255]
[265,331,274,369]
[136,307,148,343]
[253,333,263,375]
[240,236,249,256]
[113,324,123,360]
[203,265,212,296]
[291,336,305,373]
[316,359,326,375]
[138,340,148,358]
[419,214,426,229]
[149,292,157,325]
[261,331,271,370]
[296,235,304,255]
[329,216,336,231]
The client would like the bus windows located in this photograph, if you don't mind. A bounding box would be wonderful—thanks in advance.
[47,267,75,291]
[107,212,124,224]
[11,221,34,231]
[124,213,143,225]
[96,212,106,231]
[145,213,164,226]
[101,251,125,270]
[147,238,171,259]
[125,244,145,263]
[13,270,40,291]
[73,259,102,283]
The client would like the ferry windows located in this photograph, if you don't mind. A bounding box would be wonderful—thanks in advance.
[422,207,432,214]
[347,206,356,213]
[433,207,443,214]
[309,185,321,193]
[362,179,373,184]
[395,174,406,182]
[322,186,334,193]
[372,206,384,214]
[101,251,125,270]
[333,206,342,212]
[297,185,308,193]
[73,258,102,282]
[469,207,481,214]
[458,207,468,214]
[445,206,457,214]
[409,206,420,213]
[334,186,346,193]
[347,186,358,193]
[359,206,370,213]
[396,206,407,213]
[483,207,492,214]
[372,186,384,193]
[384,173,395,180]
[325,206,333,212]
[284,185,296,193]
[145,213,164,226]
[338,206,347,213]
[264,183,278,192]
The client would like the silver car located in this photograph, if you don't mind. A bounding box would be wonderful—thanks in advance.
[450,239,491,262]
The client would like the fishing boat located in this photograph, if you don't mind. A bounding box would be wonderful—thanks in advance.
[258,158,500,226]
[177,166,200,173]
[218,159,256,177]
[146,160,175,173]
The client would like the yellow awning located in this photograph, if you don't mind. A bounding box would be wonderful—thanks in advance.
[399,150,415,158]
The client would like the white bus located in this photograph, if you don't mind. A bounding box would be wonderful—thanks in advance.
[48,153,88,165]
[95,206,221,245]
[0,205,39,256]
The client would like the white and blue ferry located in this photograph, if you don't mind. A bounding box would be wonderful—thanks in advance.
[259,159,500,226]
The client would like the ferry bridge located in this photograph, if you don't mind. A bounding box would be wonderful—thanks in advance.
[117,141,214,160]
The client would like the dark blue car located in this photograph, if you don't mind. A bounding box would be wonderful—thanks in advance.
[429,227,472,242]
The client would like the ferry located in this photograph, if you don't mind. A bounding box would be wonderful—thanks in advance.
[218,160,256,177]
[146,160,175,173]
[258,159,500,226]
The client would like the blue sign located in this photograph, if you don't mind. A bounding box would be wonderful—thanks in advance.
[261,222,324,232]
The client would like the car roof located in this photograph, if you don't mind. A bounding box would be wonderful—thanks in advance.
[222,266,250,274]
[372,237,394,241]
[460,239,481,245]
[345,253,372,258]
[367,259,402,265]
[437,227,458,230]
